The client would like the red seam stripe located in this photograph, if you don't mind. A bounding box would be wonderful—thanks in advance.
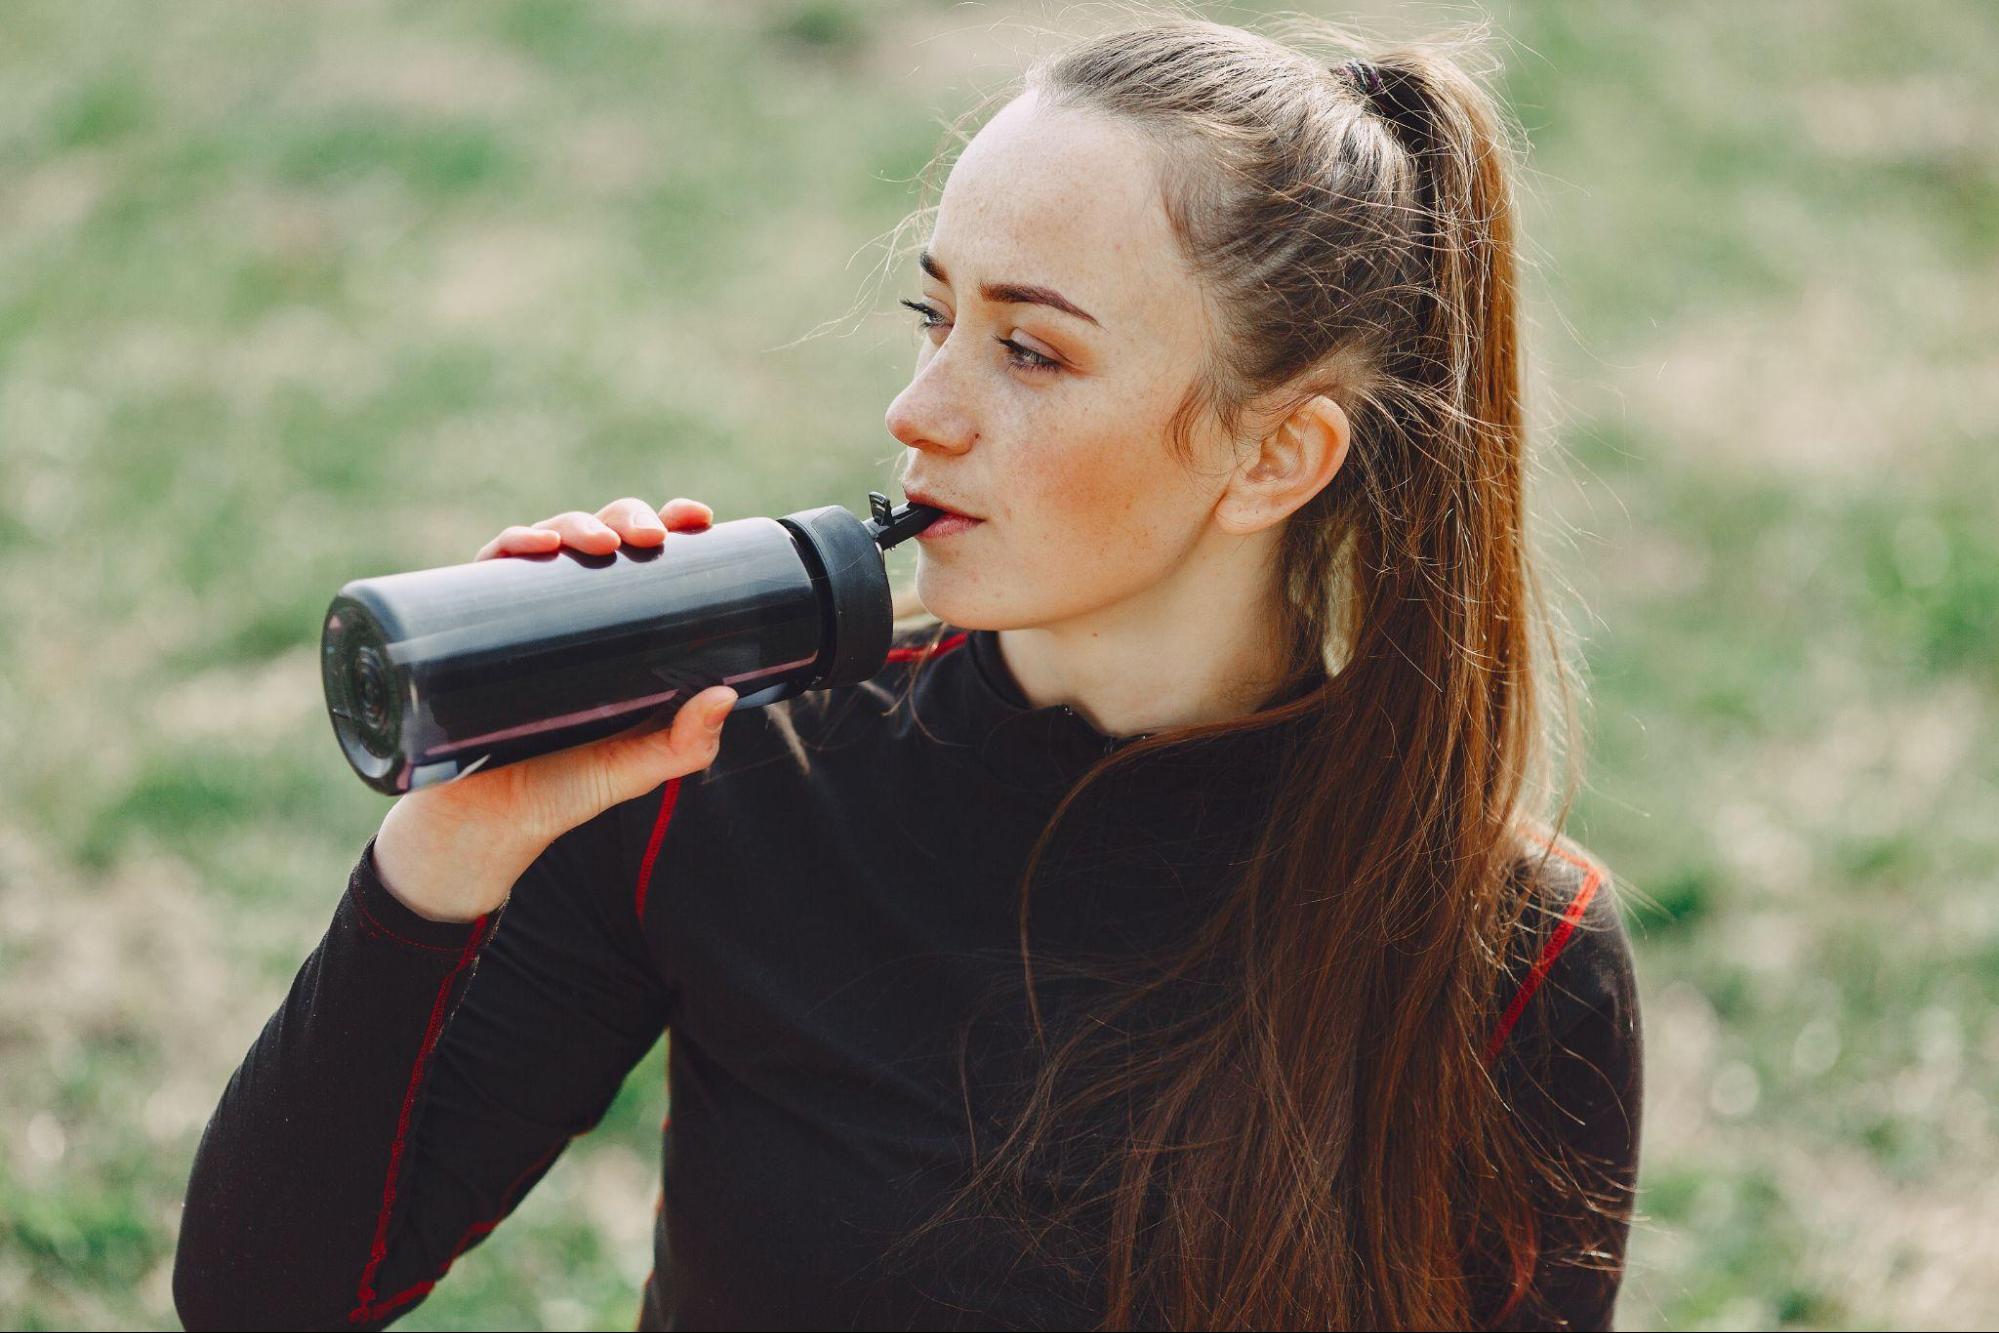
[351,893,471,956]
[1483,837,1605,1066]
[348,917,491,1323]
[352,1279,433,1323]
[634,777,683,920]
[884,629,968,664]
[353,1139,567,1322]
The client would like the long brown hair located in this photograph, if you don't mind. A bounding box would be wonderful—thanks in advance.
[781,7,1627,1327]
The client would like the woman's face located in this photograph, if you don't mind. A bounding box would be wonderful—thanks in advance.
[886,92,1244,630]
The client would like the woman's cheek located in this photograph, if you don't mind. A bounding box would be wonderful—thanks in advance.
[1057,498,1171,594]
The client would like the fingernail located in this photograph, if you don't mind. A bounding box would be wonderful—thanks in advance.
[707,692,737,728]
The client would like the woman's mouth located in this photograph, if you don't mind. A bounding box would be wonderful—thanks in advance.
[914,513,984,541]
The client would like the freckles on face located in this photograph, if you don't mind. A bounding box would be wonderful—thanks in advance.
[1020,394,1206,582]
[910,94,1223,616]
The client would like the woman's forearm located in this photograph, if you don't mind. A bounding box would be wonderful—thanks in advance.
[173,836,502,1330]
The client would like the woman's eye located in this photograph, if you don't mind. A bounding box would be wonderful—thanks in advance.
[900,299,1062,375]
[993,334,1060,373]
[901,298,945,331]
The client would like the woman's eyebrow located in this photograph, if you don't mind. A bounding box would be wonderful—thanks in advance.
[919,248,1102,328]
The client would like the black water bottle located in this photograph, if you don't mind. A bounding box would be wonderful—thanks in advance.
[321,492,942,795]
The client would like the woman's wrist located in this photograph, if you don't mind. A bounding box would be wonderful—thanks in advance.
[372,793,549,923]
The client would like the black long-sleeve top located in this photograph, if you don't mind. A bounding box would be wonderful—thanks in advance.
[175,623,1643,1331]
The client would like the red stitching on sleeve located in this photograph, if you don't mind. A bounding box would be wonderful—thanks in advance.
[351,1279,433,1324]
[634,778,683,921]
[1483,838,1605,1066]
[347,917,490,1324]
[353,1138,568,1322]
[351,890,478,956]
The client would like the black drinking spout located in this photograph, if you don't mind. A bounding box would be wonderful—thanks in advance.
[866,491,945,551]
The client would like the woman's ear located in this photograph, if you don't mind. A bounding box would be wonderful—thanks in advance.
[1216,394,1350,535]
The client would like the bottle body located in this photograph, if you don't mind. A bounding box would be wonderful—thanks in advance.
[322,501,912,794]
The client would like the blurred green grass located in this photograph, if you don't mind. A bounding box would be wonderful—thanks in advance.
[1,1,1994,1328]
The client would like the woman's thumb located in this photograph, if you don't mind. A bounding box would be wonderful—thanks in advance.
[695,686,738,733]
[670,685,738,757]
[651,685,732,750]
[598,685,736,800]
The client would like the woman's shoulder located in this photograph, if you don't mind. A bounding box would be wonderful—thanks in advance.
[1487,829,1640,1066]
[1479,833,1644,1331]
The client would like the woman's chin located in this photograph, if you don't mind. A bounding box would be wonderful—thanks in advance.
[910,568,993,627]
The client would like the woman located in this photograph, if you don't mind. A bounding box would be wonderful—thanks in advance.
[176,13,1642,1331]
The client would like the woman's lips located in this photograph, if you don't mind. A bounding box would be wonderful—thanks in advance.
[914,513,983,540]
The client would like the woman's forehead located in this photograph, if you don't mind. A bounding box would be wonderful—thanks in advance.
[929,97,1195,332]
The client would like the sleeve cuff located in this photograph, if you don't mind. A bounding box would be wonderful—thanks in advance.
[346,832,504,956]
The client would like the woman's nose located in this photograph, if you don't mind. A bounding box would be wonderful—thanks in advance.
[885,352,976,456]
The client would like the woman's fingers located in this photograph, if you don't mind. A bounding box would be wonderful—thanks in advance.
[474,524,562,562]
[593,496,715,546]
[531,510,622,554]
[597,497,668,545]
[657,497,715,528]
[473,498,714,562]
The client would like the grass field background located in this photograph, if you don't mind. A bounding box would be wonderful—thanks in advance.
[2,1,1994,1328]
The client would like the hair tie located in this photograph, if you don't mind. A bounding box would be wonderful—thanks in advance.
[1338,58,1385,99]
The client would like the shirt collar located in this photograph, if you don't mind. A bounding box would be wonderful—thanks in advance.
[906,623,1328,798]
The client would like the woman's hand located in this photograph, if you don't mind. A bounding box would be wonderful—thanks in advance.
[372,497,736,923]
[471,495,719,561]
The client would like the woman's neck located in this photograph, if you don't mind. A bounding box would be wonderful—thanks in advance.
[994,553,1295,738]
